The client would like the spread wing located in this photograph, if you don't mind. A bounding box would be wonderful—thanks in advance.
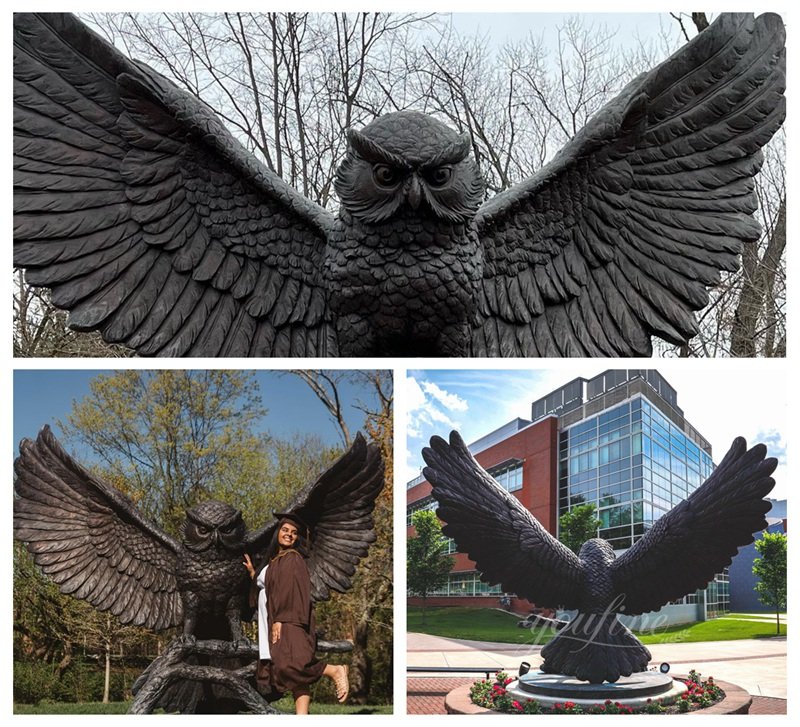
[422,431,584,608]
[472,13,785,356]
[245,433,384,601]
[13,425,183,630]
[14,13,336,357]
[611,437,777,615]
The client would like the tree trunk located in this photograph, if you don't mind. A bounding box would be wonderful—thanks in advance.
[730,199,786,356]
[104,641,111,703]
[57,644,73,678]
[348,616,372,704]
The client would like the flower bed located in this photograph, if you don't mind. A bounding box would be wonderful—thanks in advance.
[469,670,724,715]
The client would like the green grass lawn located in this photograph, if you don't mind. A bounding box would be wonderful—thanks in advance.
[15,702,130,715]
[14,699,392,715]
[638,618,786,644]
[408,606,557,644]
[408,606,786,645]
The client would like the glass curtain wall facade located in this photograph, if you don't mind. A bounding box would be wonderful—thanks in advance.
[559,395,714,548]
[558,390,728,613]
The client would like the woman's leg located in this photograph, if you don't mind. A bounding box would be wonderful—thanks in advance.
[294,694,311,714]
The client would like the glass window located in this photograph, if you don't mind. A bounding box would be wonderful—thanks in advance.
[407,497,438,526]
[490,461,524,493]
[599,504,631,529]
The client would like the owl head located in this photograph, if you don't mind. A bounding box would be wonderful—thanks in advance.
[181,500,246,553]
[334,111,485,225]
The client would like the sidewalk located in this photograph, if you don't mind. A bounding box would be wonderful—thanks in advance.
[407,632,787,713]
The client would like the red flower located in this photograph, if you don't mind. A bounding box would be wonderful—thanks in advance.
[512,701,522,711]
[564,701,575,709]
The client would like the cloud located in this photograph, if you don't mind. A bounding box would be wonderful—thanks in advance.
[753,428,787,464]
[420,381,468,412]
[407,374,468,445]
[406,375,426,410]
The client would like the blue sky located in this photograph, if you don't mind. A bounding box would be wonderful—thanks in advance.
[14,369,387,458]
[405,365,788,500]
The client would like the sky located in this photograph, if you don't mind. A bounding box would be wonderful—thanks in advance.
[446,12,685,52]
[13,369,386,459]
[405,364,789,501]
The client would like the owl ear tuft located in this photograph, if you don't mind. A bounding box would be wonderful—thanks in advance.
[346,127,408,168]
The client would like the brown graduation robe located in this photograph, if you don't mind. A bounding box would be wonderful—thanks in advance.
[265,548,326,697]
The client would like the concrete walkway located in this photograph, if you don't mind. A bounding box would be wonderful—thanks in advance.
[407,632,787,699]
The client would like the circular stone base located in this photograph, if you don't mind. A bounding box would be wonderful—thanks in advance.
[445,675,752,715]
[508,670,683,708]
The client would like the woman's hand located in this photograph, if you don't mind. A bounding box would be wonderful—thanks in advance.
[243,553,255,579]
[271,622,282,644]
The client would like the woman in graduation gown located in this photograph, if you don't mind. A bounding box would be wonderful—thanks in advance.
[244,513,349,714]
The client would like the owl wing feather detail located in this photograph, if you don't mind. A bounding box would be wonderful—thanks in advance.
[610,437,777,615]
[14,12,335,357]
[245,433,385,602]
[422,431,585,608]
[473,13,786,356]
[13,425,183,630]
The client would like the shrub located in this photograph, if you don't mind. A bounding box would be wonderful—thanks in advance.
[14,661,59,704]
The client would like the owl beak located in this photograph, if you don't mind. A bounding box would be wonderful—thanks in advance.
[407,175,422,210]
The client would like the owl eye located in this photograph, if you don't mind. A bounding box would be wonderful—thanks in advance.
[372,164,402,188]
[196,525,209,535]
[423,166,452,188]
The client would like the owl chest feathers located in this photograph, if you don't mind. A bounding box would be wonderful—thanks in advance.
[176,547,248,602]
[326,213,483,322]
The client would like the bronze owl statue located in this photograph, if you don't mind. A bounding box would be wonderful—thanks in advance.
[13,13,785,356]
[423,432,777,683]
[13,425,383,658]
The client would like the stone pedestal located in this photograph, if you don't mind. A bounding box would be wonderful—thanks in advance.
[444,675,753,715]
[507,670,684,709]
